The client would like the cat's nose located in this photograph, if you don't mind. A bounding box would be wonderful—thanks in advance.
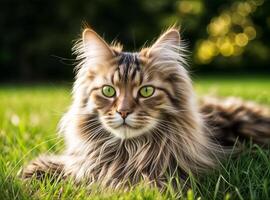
[117,109,131,119]
[117,94,133,119]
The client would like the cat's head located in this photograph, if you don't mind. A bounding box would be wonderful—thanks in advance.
[72,27,193,139]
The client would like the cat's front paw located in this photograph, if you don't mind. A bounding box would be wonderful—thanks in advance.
[21,155,64,180]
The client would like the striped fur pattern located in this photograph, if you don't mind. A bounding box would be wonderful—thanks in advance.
[22,155,65,180]
[22,27,270,190]
[201,97,270,146]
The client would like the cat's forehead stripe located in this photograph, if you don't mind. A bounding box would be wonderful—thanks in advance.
[115,52,141,84]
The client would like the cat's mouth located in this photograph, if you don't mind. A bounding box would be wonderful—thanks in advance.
[100,115,156,139]
[103,120,146,139]
[115,121,134,129]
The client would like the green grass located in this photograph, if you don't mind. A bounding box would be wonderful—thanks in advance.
[1,76,270,200]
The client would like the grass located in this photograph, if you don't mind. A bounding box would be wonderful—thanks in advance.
[1,76,270,199]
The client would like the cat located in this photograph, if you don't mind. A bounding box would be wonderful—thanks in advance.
[22,27,270,190]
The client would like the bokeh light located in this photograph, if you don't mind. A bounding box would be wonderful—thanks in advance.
[195,0,263,64]
[178,0,204,15]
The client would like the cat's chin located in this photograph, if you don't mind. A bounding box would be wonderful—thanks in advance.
[103,122,157,139]
[108,126,147,139]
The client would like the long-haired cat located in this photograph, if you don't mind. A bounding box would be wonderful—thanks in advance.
[22,27,270,190]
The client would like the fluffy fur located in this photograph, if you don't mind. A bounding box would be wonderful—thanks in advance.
[22,27,270,190]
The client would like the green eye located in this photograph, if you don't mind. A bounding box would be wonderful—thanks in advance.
[102,85,116,97]
[139,86,155,98]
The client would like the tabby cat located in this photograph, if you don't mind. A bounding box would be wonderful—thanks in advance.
[22,27,270,190]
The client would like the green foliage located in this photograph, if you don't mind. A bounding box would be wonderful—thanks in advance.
[1,76,270,199]
[1,0,270,81]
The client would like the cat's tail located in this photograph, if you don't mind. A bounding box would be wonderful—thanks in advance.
[200,97,270,146]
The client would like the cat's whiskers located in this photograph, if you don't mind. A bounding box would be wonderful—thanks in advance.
[83,126,104,141]
[79,123,101,135]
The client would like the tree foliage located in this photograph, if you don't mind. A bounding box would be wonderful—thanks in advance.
[1,0,269,81]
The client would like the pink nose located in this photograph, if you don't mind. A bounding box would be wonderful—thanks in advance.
[117,110,131,119]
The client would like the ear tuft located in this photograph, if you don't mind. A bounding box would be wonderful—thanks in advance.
[73,28,115,75]
[149,28,180,55]
[140,27,187,68]
[82,28,113,59]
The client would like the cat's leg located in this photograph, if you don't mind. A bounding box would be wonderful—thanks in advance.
[21,154,65,180]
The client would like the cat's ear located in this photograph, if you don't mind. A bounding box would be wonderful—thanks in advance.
[82,28,113,60]
[147,28,180,58]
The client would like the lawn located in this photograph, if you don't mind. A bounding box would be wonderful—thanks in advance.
[1,76,270,200]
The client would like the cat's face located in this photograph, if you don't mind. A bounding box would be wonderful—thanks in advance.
[76,28,187,139]
[88,53,175,139]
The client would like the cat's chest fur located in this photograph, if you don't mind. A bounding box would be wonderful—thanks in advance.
[62,120,178,188]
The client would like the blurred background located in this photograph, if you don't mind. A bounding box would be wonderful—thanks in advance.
[1,0,270,82]
[1,1,270,199]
